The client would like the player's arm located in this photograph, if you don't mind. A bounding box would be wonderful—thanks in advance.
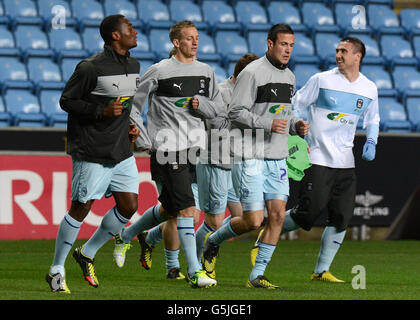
[228,69,273,132]
[361,92,380,161]
[288,78,309,136]
[291,74,320,116]
[60,61,103,120]
[129,66,158,150]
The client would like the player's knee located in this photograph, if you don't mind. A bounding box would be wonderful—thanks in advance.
[117,200,138,218]
[268,209,286,225]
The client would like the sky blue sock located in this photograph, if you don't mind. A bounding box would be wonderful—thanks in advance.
[195,221,215,261]
[281,209,300,235]
[122,204,164,243]
[146,223,163,246]
[249,242,275,281]
[177,217,202,277]
[209,220,238,246]
[314,226,346,274]
[82,207,129,259]
[165,248,180,271]
[50,213,82,276]
[222,216,232,225]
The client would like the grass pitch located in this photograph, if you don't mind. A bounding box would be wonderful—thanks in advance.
[1,239,419,300]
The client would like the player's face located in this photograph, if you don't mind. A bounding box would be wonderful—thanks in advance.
[176,27,199,59]
[336,41,361,71]
[117,18,138,50]
[267,33,294,65]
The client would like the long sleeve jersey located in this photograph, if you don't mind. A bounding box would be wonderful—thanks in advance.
[60,45,140,164]
[131,56,224,153]
[228,54,301,160]
[292,67,380,168]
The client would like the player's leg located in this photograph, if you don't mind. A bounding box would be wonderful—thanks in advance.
[47,159,110,292]
[81,157,138,261]
[311,168,356,283]
[162,218,185,279]
[247,159,288,289]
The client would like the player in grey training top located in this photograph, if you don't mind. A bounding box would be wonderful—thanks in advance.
[202,24,309,289]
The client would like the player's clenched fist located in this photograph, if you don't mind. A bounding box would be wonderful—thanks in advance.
[104,96,123,117]
[295,120,310,137]
[271,119,288,134]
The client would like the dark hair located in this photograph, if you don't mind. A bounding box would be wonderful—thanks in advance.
[233,53,259,78]
[340,37,366,63]
[100,14,125,45]
[267,24,294,43]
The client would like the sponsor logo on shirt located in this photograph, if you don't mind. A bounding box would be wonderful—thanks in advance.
[269,104,287,114]
[327,112,354,125]
[174,98,192,108]
[109,96,131,108]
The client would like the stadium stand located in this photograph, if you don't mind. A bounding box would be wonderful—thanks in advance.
[0,0,417,131]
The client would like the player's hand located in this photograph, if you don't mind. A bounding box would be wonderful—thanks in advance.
[128,123,140,142]
[104,96,123,117]
[191,97,199,110]
[362,138,376,161]
[295,120,309,136]
[271,119,288,134]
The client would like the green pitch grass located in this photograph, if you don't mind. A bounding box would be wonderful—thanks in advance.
[1,239,419,300]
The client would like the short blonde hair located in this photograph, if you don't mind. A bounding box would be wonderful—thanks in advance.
[169,20,197,43]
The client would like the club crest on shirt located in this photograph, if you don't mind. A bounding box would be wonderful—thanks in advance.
[354,98,364,112]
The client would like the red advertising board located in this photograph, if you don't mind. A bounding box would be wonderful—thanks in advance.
[0,155,163,240]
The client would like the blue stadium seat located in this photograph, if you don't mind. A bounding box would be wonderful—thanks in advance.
[3,0,43,29]
[293,64,320,90]
[149,28,174,60]
[267,2,303,32]
[206,61,228,83]
[413,36,420,59]
[196,32,221,63]
[0,25,20,56]
[335,3,373,35]
[60,57,81,82]
[201,0,241,35]
[379,97,412,132]
[406,96,420,131]
[140,59,154,77]
[400,8,420,34]
[4,88,47,126]
[392,66,420,102]
[39,89,67,127]
[367,4,404,36]
[380,35,417,68]
[37,0,76,30]
[27,57,64,93]
[137,0,173,32]
[169,0,207,31]
[71,0,104,30]
[215,31,248,67]
[361,65,397,97]
[130,31,155,61]
[103,0,140,26]
[247,31,266,58]
[0,2,10,26]
[0,56,32,93]
[301,2,339,35]
[81,27,104,56]
[0,95,12,126]
[49,27,88,60]
[292,32,319,65]
[314,33,341,65]
[14,25,54,60]
[234,1,271,33]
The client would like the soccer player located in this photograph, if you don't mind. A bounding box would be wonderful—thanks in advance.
[46,15,142,293]
[195,53,259,268]
[112,20,223,288]
[282,37,380,282]
[202,24,309,288]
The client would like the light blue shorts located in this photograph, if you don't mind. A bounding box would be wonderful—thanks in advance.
[231,158,289,212]
[156,181,201,211]
[71,156,139,203]
[196,162,240,214]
